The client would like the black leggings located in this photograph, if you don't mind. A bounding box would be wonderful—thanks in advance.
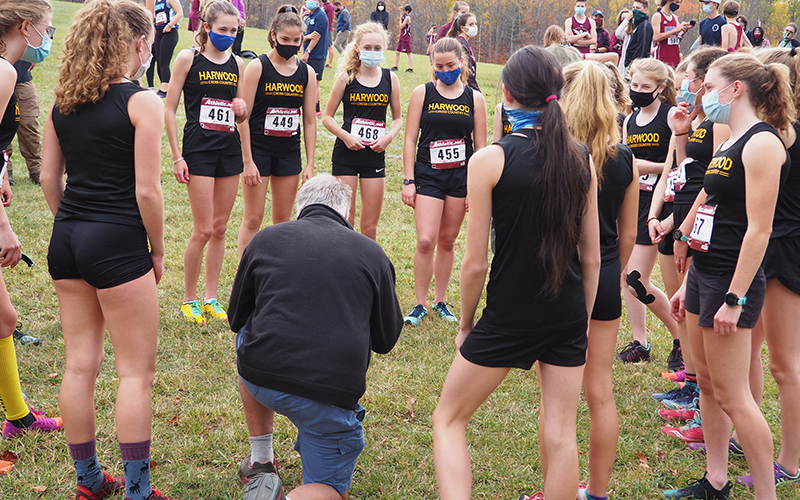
[146,27,179,88]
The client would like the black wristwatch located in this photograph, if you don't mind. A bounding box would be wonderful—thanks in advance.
[673,229,690,242]
[403,178,415,185]
[724,292,747,307]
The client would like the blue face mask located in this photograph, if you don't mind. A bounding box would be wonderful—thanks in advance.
[503,104,543,131]
[702,3,714,14]
[701,82,734,124]
[435,67,462,86]
[307,1,318,10]
[21,24,52,64]
[209,30,235,51]
[359,50,384,68]
[575,6,586,15]
[680,77,700,106]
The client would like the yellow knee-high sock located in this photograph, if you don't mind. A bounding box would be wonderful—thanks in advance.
[0,336,28,420]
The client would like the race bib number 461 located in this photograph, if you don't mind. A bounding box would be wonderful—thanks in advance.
[689,204,716,253]
[430,138,466,169]
[199,98,235,133]
[351,118,385,145]
[264,107,300,137]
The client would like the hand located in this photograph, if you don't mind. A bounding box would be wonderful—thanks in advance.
[0,226,21,268]
[674,239,689,273]
[583,32,591,39]
[163,24,172,33]
[623,12,633,21]
[714,304,742,335]
[174,158,190,184]
[232,97,247,117]
[669,286,686,322]
[455,322,474,350]
[0,182,11,207]
[343,133,366,151]
[401,183,416,208]
[302,165,313,183]
[151,252,164,284]
[648,219,665,244]
[242,160,261,186]
[680,22,692,31]
[301,51,309,63]
[369,134,392,153]
[668,103,698,135]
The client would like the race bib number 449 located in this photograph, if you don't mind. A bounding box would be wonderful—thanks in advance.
[264,107,300,137]
[430,138,466,169]
[351,118,385,145]
[200,98,235,133]
[689,204,716,252]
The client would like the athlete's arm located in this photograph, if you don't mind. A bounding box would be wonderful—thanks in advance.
[651,12,673,43]
[164,0,183,32]
[673,188,707,273]
[565,18,583,44]
[401,84,425,208]
[129,90,166,284]
[458,143,504,348]
[716,132,784,335]
[233,55,248,122]
[647,134,676,242]
[240,57,261,186]
[322,72,364,150]
[371,71,402,153]
[472,91,488,151]
[618,156,640,271]
[668,103,698,166]
[575,18,597,47]
[165,49,192,183]
[302,65,317,182]
[41,109,66,216]
[492,102,503,141]
[578,159,601,322]
[0,63,20,268]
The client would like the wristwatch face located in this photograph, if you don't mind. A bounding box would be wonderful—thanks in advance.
[673,229,683,241]
[725,292,739,306]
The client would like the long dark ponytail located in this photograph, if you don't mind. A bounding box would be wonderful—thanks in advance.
[502,46,589,296]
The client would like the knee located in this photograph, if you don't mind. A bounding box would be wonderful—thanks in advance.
[437,238,456,253]
[360,224,377,241]
[0,308,18,337]
[626,270,655,304]
[242,213,264,232]
[192,225,213,243]
[212,222,229,240]
[417,236,436,255]
[769,357,800,387]
[432,404,466,432]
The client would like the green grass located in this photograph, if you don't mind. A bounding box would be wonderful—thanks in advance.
[0,2,788,499]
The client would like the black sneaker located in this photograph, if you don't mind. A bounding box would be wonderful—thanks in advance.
[663,473,731,499]
[667,340,684,372]
[615,340,651,363]
[29,173,40,185]
[239,455,278,484]
[156,90,167,98]
[390,66,398,71]
[243,470,284,500]
[405,68,413,73]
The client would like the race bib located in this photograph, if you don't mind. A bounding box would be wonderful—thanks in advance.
[430,139,466,169]
[199,98,235,133]
[264,107,300,137]
[668,35,681,45]
[676,157,692,192]
[639,173,658,192]
[155,11,168,25]
[689,204,715,252]
[665,168,678,202]
[351,118,385,145]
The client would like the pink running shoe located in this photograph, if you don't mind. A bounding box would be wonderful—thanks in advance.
[2,411,63,439]
[658,407,699,422]
[662,369,686,383]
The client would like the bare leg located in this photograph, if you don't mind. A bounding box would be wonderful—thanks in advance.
[334,175,359,228]
[357,177,385,241]
[184,176,216,302]
[270,174,301,225]
[412,195,445,306]
[433,352,510,500]
[623,244,678,345]
[238,177,269,259]
[203,175,240,300]
[286,483,344,500]
[238,378,275,438]
[433,196,467,304]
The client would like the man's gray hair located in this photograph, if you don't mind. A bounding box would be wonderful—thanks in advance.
[296,174,353,219]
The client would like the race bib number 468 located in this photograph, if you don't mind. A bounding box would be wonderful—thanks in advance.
[199,98,235,133]
[264,107,300,137]
[430,138,466,169]
[351,118,385,145]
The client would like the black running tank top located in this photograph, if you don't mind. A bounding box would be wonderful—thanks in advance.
[675,119,715,206]
[772,120,800,239]
[182,51,241,155]
[52,83,147,228]
[0,90,18,152]
[416,81,475,168]
[473,130,590,336]
[598,145,635,263]
[332,68,392,168]
[625,102,672,197]
[249,54,309,158]
[693,122,790,275]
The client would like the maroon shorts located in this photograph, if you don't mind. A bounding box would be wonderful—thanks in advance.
[396,39,412,53]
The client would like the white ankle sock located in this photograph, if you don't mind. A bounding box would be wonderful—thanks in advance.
[250,433,274,464]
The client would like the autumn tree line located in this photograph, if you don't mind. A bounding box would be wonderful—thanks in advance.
[65,0,800,64]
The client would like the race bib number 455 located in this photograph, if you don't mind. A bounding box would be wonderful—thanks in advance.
[430,138,466,169]
[200,98,235,133]
[351,118,385,145]
[264,107,300,137]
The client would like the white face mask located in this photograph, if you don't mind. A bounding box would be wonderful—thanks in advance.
[130,43,152,80]
[465,25,478,37]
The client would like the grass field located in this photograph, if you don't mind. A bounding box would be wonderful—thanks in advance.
[0,2,789,499]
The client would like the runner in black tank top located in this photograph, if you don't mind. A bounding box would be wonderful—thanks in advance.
[618,60,679,365]
[323,22,402,240]
[165,1,246,326]
[401,37,487,325]
[238,10,316,255]
[492,102,512,140]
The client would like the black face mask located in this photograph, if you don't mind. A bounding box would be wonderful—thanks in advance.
[629,88,660,108]
[670,2,680,12]
[275,40,301,60]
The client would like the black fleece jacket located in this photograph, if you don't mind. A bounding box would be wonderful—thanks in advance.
[229,204,403,410]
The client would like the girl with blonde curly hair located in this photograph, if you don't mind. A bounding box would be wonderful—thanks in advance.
[42,0,179,499]
[322,21,402,240]
[0,0,62,465]
[237,4,316,256]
